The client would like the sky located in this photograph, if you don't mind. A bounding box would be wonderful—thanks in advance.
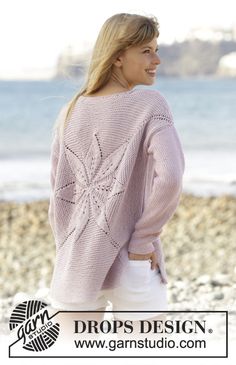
[0,0,235,79]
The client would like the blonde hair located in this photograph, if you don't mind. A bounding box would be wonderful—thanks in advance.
[56,13,159,136]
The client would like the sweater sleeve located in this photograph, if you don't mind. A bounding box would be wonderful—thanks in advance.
[127,117,185,254]
[48,102,69,235]
[48,128,60,236]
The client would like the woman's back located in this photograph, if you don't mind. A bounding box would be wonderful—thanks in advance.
[48,88,185,304]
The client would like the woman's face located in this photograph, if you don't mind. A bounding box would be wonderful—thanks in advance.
[113,37,160,88]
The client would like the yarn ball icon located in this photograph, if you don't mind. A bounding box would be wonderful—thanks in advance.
[9,300,60,352]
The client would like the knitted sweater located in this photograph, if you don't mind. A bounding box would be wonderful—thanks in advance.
[48,88,185,304]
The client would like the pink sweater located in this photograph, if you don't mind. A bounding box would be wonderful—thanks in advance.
[48,88,185,304]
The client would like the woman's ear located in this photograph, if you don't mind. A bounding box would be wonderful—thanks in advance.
[113,56,123,68]
[113,50,125,68]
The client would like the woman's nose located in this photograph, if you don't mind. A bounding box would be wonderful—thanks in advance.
[155,54,161,65]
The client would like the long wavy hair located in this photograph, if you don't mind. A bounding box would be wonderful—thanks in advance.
[55,13,159,136]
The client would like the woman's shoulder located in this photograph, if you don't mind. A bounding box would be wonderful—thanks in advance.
[135,88,169,104]
[133,88,173,119]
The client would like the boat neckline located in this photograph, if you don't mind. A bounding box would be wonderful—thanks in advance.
[79,88,137,100]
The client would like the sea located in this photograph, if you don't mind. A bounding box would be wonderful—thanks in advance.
[0,77,236,202]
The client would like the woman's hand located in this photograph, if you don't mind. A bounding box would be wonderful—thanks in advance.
[128,251,159,271]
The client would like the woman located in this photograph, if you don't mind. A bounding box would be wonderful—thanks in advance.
[47,13,185,336]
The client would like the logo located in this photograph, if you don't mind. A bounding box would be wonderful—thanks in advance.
[9,300,60,352]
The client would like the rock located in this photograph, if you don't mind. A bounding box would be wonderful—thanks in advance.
[196,275,211,285]
[35,287,50,300]
[211,274,230,287]
[213,292,224,300]
[13,292,33,306]
[173,280,186,290]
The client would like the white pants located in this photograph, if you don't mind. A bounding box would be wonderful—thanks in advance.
[49,259,168,321]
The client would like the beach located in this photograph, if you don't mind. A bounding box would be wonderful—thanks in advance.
[0,192,235,339]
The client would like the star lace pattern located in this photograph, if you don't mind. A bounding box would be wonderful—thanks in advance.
[55,131,129,249]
